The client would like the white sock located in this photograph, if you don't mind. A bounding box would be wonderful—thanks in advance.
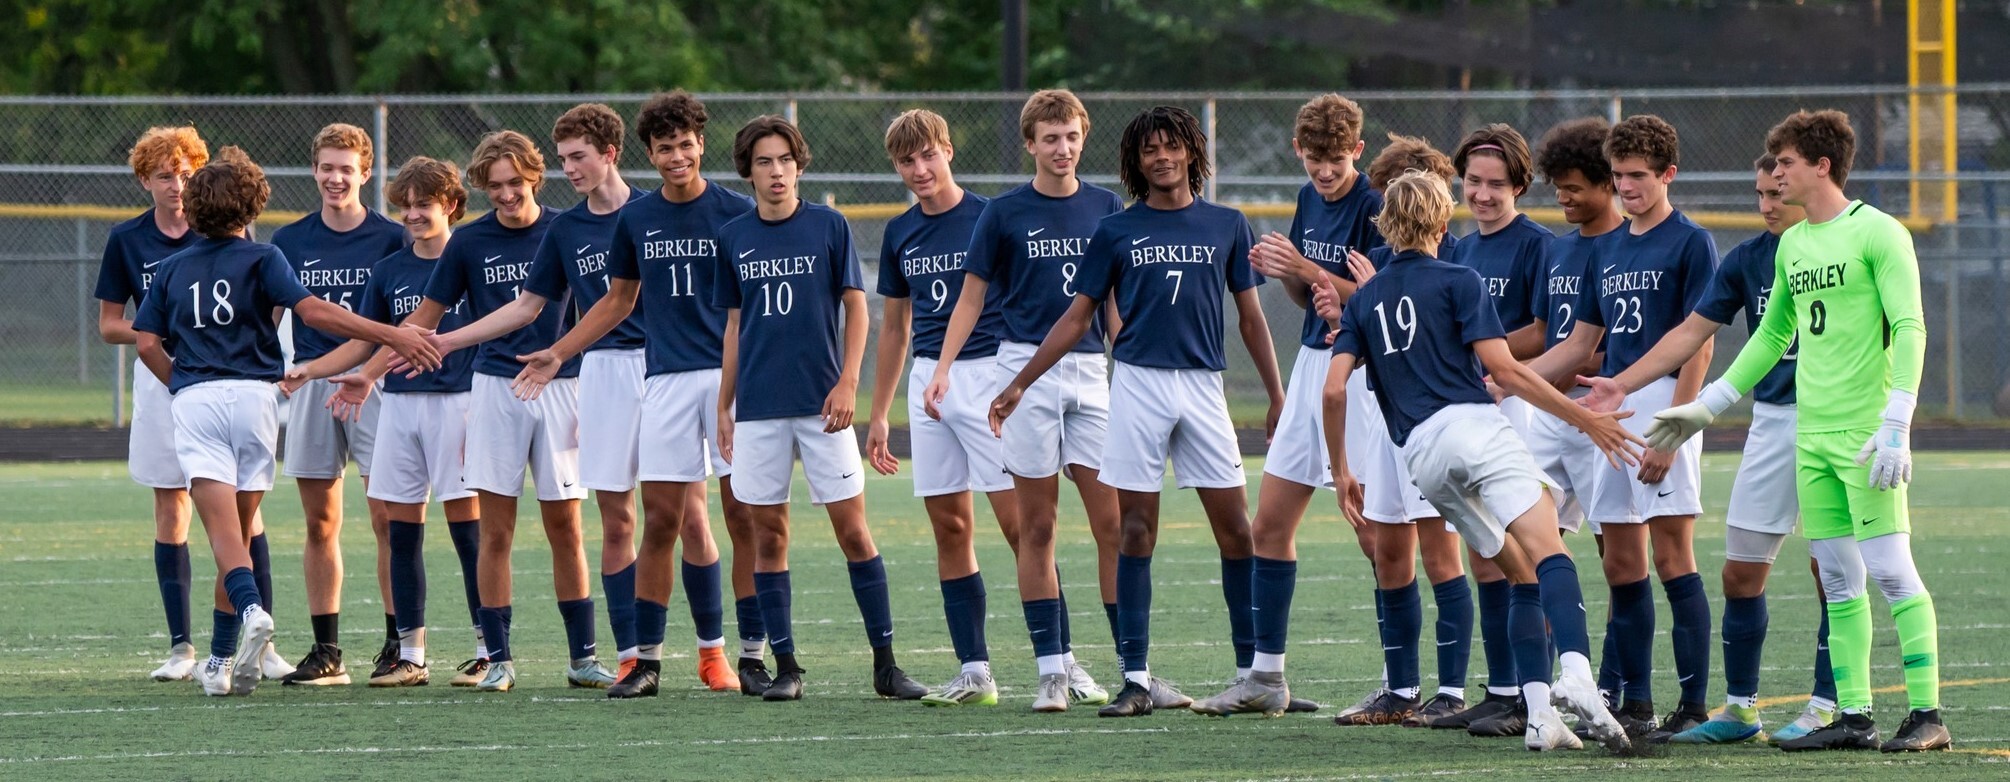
[1522,682,1554,715]
[740,638,765,660]
[1488,685,1520,697]
[696,636,725,649]
[1252,652,1286,674]
[399,628,426,666]
[1728,693,1757,709]
[1036,654,1066,677]
[1124,670,1150,687]
[637,643,663,662]
[1394,686,1421,700]
[617,646,639,663]
[1559,651,1594,684]
[207,654,229,667]
[1235,666,1252,681]
[1062,651,1077,668]
[961,660,991,678]
[1808,696,1837,713]
[1380,662,1390,689]
[1438,685,1465,701]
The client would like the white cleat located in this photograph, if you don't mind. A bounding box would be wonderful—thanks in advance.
[921,670,999,707]
[1147,676,1193,710]
[1552,672,1629,752]
[231,607,275,695]
[477,660,517,692]
[1032,672,1071,713]
[151,643,198,682]
[195,656,234,697]
[1526,706,1584,751]
[1190,672,1290,717]
[260,641,296,680]
[1066,662,1109,706]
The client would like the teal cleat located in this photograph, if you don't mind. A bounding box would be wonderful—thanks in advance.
[1769,702,1836,745]
[1671,705,1763,744]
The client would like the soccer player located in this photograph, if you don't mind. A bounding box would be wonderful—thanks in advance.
[360,130,604,692]
[923,89,1121,711]
[712,115,924,702]
[282,156,488,687]
[992,106,1285,718]
[269,123,407,685]
[1523,115,1717,739]
[1594,109,1948,752]
[130,147,439,696]
[1438,124,1555,737]
[863,109,1022,706]
[509,92,759,698]
[1323,168,1637,751]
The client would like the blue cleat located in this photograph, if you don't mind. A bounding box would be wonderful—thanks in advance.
[1671,704,1763,744]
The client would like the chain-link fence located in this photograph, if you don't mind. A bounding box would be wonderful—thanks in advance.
[6,86,2009,425]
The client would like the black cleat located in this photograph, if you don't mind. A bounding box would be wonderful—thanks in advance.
[1403,693,1466,728]
[1098,680,1154,717]
[1646,703,1709,744]
[763,667,805,701]
[1779,711,1879,752]
[1285,696,1320,713]
[608,664,660,699]
[1467,697,1528,737]
[873,665,927,700]
[1880,709,1950,752]
[370,639,400,679]
[279,642,351,686]
[738,660,774,697]
[1333,689,1420,726]
[1615,700,1660,739]
[1431,691,1516,730]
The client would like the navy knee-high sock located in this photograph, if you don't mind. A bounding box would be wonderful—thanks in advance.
[636,599,669,651]
[1220,557,1255,669]
[847,556,895,650]
[1053,566,1073,653]
[223,566,262,616]
[1251,557,1297,662]
[736,596,766,648]
[1598,618,1623,696]
[1433,577,1474,690]
[1723,593,1768,702]
[1811,601,1837,703]
[155,542,192,648]
[1102,602,1119,667]
[1534,555,1591,658]
[1476,579,1515,692]
[211,609,241,659]
[1116,554,1153,675]
[1379,580,1424,693]
[556,598,597,661]
[388,521,427,634]
[447,520,482,629]
[603,563,638,655]
[940,572,988,664]
[1024,598,1064,659]
[755,571,795,657]
[683,559,726,644]
[1611,578,1656,703]
[1663,572,1711,706]
[247,533,274,616]
[1508,584,1551,686]
[478,605,513,662]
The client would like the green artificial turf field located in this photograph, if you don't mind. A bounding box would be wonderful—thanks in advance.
[1,454,2006,780]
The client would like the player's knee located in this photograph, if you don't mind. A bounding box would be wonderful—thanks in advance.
[1862,539,1927,603]
[304,517,342,546]
[1720,559,1770,598]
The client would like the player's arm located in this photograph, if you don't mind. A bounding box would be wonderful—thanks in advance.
[134,331,171,385]
[1476,337,1643,469]
[1318,351,1367,529]
[1860,217,1928,490]
[98,302,139,345]
[510,278,636,400]
[865,295,912,474]
[823,287,869,433]
[1523,320,1603,387]
[1582,313,1723,411]
[1233,286,1287,441]
[989,294,1096,435]
[1504,323,1546,360]
[292,297,439,371]
[1641,258,1796,451]
[1104,297,1124,342]
[284,338,374,389]
[440,290,546,354]
[717,308,740,462]
[1252,232,1357,308]
[923,272,989,419]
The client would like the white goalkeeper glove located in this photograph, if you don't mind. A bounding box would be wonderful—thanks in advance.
[1645,379,1740,452]
[1856,390,1916,491]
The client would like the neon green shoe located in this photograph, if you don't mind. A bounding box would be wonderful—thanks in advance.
[920,670,999,706]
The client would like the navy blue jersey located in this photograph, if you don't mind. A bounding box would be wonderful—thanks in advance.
[360,248,475,394]
[606,182,756,377]
[1534,227,1619,349]
[1448,213,1551,334]
[423,209,581,380]
[1075,199,1261,372]
[1288,181,1386,348]
[1577,211,1717,378]
[524,188,652,353]
[711,201,866,421]
[132,237,312,393]
[270,210,406,361]
[962,182,1124,352]
[1332,250,1504,447]
[1694,231,1796,404]
[1365,233,1459,271]
[94,209,197,307]
[876,193,1003,360]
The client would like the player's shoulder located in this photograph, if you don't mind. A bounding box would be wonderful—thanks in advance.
[107,209,158,240]
[988,182,1039,206]
[796,200,849,229]
[360,208,404,233]
[1728,230,1775,259]
[1081,181,1126,209]
[706,180,758,211]
[270,210,320,243]
[371,246,418,272]
[1506,213,1554,241]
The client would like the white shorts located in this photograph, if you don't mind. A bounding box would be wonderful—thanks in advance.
[1098,362,1245,493]
[729,416,865,506]
[367,391,476,505]
[1588,375,1704,524]
[282,370,379,479]
[129,359,186,489]
[578,349,644,492]
[1263,345,1334,488]
[638,369,732,484]
[1401,404,1552,559]
[994,341,1109,479]
[462,373,585,502]
[1727,402,1798,535]
[1348,371,1438,524]
[172,380,281,492]
[1499,396,1535,440]
[909,356,1013,497]
[1526,387,1604,533]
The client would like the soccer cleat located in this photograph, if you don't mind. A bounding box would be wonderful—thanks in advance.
[151,643,197,682]
[1032,673,1071,713]
[260,641,296,680]
[1769,701,1836,745]
[1402,692,1465,728]
[697,647,740,692]
[1147,677,1192,710]
[1468,698,1528,737]
[1431,691,1516,730]
[616,657,637,684]
[1190,672,1289,718]
[279,643,351,686]
[873,664,927,700]
[1066,662,1110,705]
[368,659,428,687]
[567,657,616,689]
[1778,711,1879,752]
[1098,680,1155,717]
[1525,707,1585,751]
[1879,709,1951,752]
[1285,696,1320,713]
[370,639,400,679]
[1333,689,1421,726]
[763,667,805,701]
[195,656,233,696]
[1671,705,1763,744]
[1614,700,1660,739]
[449,658,488,687]
[607,665,660,699]
[1646,704,1710,744]
[1552,672,1630,752]
[921,670,1000,707]
[738,660,775,697]
[231,606,275,695]
[476,660,516,692]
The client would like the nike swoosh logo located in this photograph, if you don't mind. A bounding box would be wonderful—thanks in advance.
[1550,264,1561,274]
[905,245,921,255]
[1602,265,1616,273]
[395,286,409,294]
[773,637,789,644]
[1436,640,1457,647]
[563,481,576,488]
[739,249,757,259]
[143,260,162,269]
[576,245,591,255]
[303,259,323,267]
[1231,462,1243,470]
[1657,489,1674,497]
[1679,674,1694,683]
[1132,236,1150,246]
[484,255,503,264]
[1303,228,1314,235]
[1031,628,1049,634]
[841,472,856,479]
[1382,645,1402,651]
[646,229,663,237]
[1028,228,1046,237]
[583,643,596,651]
[1860,517,1878,526]
[881,630,893,637]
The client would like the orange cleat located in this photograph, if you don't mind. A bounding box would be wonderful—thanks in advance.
[616,657,637,684]
[697,646,740,692]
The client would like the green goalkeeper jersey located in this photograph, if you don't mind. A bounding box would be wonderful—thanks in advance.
[1721,200,1926,433]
